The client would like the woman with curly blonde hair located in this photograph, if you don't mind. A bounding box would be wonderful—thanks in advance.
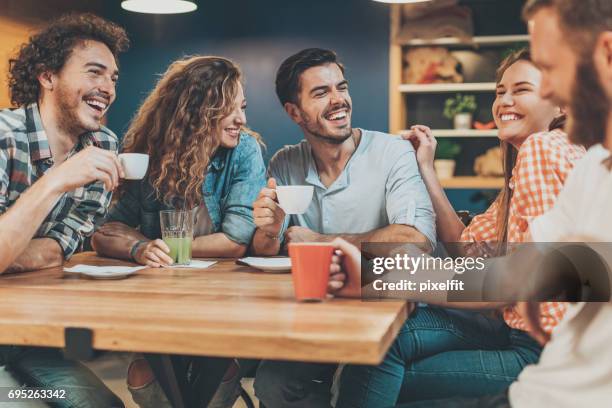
[92,55,266,265]
[91,55,266,408]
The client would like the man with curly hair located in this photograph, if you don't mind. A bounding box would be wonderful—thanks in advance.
[2,12,129,273]
[0,13,129,407]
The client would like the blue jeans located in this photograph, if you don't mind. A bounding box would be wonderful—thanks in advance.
[337,306,540,408]
[254,360,337,408]
[397,392,511,408]
[1,346,123,408]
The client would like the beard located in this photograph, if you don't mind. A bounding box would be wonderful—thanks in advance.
[306,125,353,145]
[55,85,102,136]
[300,105,353,145]
[568,58,610,148]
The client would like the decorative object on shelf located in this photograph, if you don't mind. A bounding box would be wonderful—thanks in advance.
[444,93,477,129]
[395,1,473,44]
[474,147,503,177]
[474,120,496,130]
[434,140,461,179]
[373,0,435,3]
[403,47,463,84]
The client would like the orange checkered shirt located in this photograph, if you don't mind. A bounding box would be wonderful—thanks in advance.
[460,130,586,334]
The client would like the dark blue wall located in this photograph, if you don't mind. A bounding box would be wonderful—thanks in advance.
[103,0,390,161]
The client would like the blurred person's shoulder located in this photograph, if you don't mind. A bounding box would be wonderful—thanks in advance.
[569,143,611,178]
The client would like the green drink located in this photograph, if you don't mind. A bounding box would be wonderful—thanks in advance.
[160,210,194,266]
[163,236,193,265]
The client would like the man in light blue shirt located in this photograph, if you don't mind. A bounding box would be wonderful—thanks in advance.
[250,48,436,408]
[251,48,435,257]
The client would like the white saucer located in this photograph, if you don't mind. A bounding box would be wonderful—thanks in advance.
[64,265,145,280]
[237,257,291,273]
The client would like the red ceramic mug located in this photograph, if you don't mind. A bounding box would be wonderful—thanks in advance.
[288,242,335,301]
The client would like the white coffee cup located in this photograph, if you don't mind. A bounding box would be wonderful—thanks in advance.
[276,185,314,215]
[119,153,149,180]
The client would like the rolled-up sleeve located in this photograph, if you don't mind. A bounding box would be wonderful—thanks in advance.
[221,136,266,245]
[43,181,112,259]
[385,141,436,247]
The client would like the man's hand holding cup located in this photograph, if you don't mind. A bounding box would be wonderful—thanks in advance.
[253,177,286,239]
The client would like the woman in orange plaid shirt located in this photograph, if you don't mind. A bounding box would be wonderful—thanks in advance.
[334,48,586,407]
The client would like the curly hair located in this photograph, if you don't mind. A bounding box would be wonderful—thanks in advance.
[121,56,259,209]
[8,13,129,107]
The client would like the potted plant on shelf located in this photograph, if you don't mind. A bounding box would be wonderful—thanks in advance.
[443,93,477,130]
[434,140,461,179]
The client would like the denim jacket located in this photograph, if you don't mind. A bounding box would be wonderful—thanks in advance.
[106,132,266,245]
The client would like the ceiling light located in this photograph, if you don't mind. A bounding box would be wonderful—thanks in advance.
[372,0,433,3]
[121,0,197,14]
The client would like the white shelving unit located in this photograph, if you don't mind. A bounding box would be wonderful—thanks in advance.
[389,5,527,190]
[403,34,530,47]
[398,82,496,93]
[440,176,504,189]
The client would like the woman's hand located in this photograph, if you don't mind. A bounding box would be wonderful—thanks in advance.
[327,238,362,298]
[133,239,173,268]
[401,125,437,171]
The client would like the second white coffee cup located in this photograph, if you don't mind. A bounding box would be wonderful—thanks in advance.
[276,185,314,215]
[119,153,149,180]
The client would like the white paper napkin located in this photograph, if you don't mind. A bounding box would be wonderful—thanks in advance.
[164,260,217,269]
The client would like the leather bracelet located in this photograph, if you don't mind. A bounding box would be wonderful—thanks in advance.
[129,240,147,262]
[263,231,281,241]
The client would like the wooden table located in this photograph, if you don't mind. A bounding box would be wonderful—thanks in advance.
[0,252,408,406]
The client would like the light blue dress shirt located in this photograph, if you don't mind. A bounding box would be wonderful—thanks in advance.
[268,129,436,247]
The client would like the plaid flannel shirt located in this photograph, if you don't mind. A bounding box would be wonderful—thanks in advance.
[461,130,586,334]
[0,103,118,259]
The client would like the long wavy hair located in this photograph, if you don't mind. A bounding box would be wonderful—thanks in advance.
[120,56,255,209]
[494,48,565,244]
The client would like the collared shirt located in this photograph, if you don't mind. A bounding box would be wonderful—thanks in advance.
[268,128,436,246]
[461,130,586,334]
[0,103,118,258]
[107,132,266,245]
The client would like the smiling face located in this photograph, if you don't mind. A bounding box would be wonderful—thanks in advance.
[47,40,118,135]
[492,60,559,146]
[217,82,247,149]
[287,63,353,144]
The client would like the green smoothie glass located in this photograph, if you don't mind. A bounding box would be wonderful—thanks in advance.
[159,209,193,265]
